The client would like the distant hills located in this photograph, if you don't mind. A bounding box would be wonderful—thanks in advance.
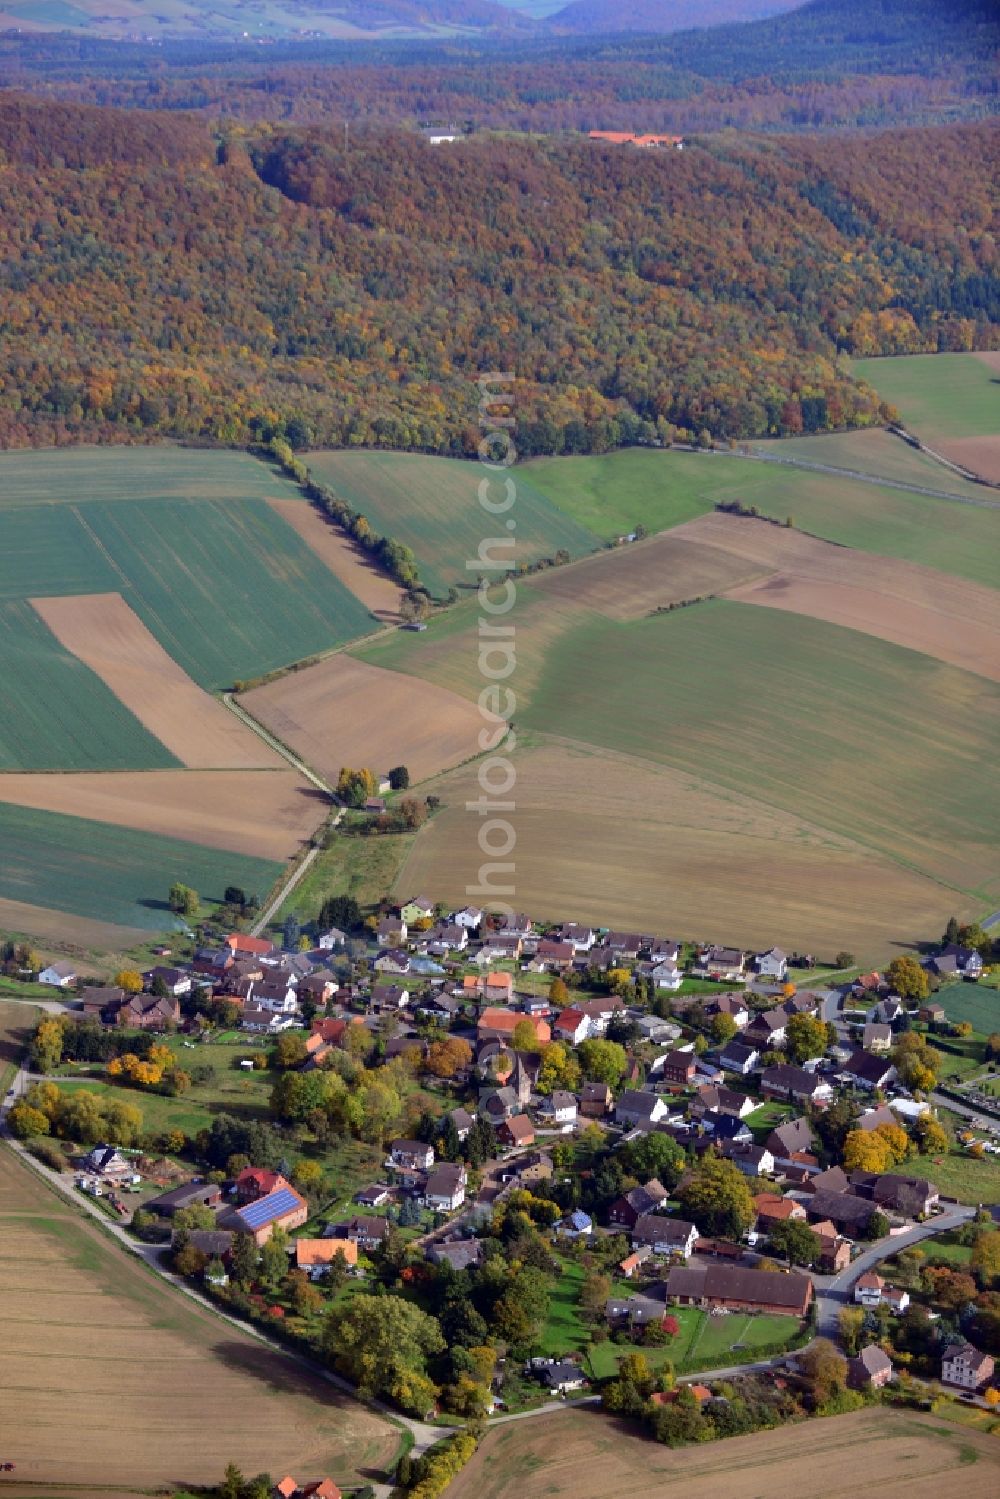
[548,0,803,34]
[0,0,536,42]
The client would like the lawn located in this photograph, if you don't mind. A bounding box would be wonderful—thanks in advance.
[745,1101,794,1143]
[918,1230,974,1267]
[527,445,1000,589]
[932,1032,989,1083]
[852,353,999,443]
[912,1148,1000,1205]
[307,449,601,596]
[0,599,179,772]
[274,827,417,931]
[936,981,1000,1035]
[520,601,1000,902]
[585,1306,801,1379]
[0,801,281,931]
[533,1258,588,1357]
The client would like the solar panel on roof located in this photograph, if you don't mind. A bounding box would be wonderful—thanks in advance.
[237,1187,301,1229]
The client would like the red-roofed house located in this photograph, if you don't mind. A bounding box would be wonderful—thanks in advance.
[227,933,275,957]
[235,1167,287,1204]
[478,1009,550,1045]
[553,1008,589,1045]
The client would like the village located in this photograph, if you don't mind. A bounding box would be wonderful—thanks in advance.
[5,892,1000,1475]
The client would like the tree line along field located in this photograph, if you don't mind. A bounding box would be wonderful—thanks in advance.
[0,1146,397,1492]
[305,449,602,596]
[444,1406,1000,1499]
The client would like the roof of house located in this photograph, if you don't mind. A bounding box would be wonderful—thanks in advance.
[857,1271,884,1289]
[633,1214,696,1245]
[502,1114,535,1144]
[857,1105,898,1133]
[666,1262,812,1313]
[761,1063,824,1095]
[555,1007,588,1032]
[852,1345,893,1378]
[753,1193,802,1221]
[581,1080,612,1102]
[766,1117,814,1155]
[227,933,274,955]
[295,1238,359,1267]
[808,1189,875,1227]
[845,1049,894,1084]
[234,1185,306,1232]
[425,1163,466,1194]
[943,1341,993,1372]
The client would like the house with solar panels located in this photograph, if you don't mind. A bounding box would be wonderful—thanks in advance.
[223,1175,309,1245]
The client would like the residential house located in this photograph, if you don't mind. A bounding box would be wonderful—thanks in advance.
[753,1193,806,1229]
[480,934,523,962]
[316,927,347,951]
[80,1143,132,1178]
[719,1040,760,1076]
[553,1007,590,1046]
[377,916,408,946]
[745,1008,787,1050]
[857,1104,898,1134]
[615,1090,670,1129]
[665,1263,813,1317]
[555,1209,593,1240]
[389,1140,435,1172]
[532,939,575,972]
[226,933,274,959]
[765,1117,815,1159]
[273,1479,341,1499]
[450,1107,476,1141]
[424,1162,467,1211]
[451,905,483,931]
[609,1180,669,1229]
[427,1238,483,1270]
[804,1165,851,1197]
[806,1190,878,1237]
[696,946,746,983]
[691,1084,753,1119]
[355,1184,391,1208]
[297,971,339,1006]
[327,1216,390,1252]
[649,938,681,966]
[632,1215,698,1259]
[699,1111,752,1145]
[862,1022,892,1053]
[721,1142,775,1178]
[371,983,410,1012]
[427,921,468,953]
[619,1247,652,1278]
[636,1015,682,1045]
[374,949,411,976]
[495,912,534,940]
[870,996,905,1026]
[843,1050,897,1091]
[918,1001,946,1025]
[605,1291,669,1331]
[529,1359,586,1394]
[760,1063,833,1109]
[477,1008,550,1045]
[309,1015,364,1048]
[660,1050,697,1089]
[147,966,192,997]
[556,923,596,952]
[853,1172,939,1218]
[605,931,645,961]
[241,1001,295,1034]
[848,1345,894,1390]
[941,1342,995,1391]
[78,984,126,1020]
[227,1182,309,1245]
[930,945,984,982]
[38,960,77,988]
[782,991,820,1018]
[580,1081,613,1118]
[574,996,626,1034]
[252,979,298,1014]
[646,962,683,990]
[295,1239,359,1277]
[540,1090,578,1126]
[499,1114,535,1149]
[756,948,788,981]
[705,993,751,1029]
[500,1150,553,1187]
[812,1222,852,1273]
[400,896,434,924]
[854,1271,886,1308]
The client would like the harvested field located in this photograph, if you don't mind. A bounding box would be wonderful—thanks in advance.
[242,654,491,786]
[0,1145,397,1492]
[268,497,405,622]
[34,593,282,768]
[396,739,967,964]
[0,769,326,861]
[664,511,1000,682]
[935,436,1000,485]
[529,528,771,618]
[445,1406,1000,1499]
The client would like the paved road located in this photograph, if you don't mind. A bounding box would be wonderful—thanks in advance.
[251,844,321,937]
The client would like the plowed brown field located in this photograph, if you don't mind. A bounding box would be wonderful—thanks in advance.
[445,1406,1000,1499]
[935,436,1000,484]
[242,655,490,785]
[268,497,405,622]
[33,593,282,768]
[0,1144,397,1492]
[0,769,326,859]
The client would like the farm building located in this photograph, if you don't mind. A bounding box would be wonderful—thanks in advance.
[665,1263,813,1317]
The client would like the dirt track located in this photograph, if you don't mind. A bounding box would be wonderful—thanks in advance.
[268,498,405,621]
[33,593,282,768]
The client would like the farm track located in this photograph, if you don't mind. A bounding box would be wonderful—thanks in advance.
[704,446,1000,510]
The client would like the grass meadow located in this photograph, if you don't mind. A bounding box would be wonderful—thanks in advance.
[307,448,601,595]
[852,352,999,442]
[0,801,281,930]
[936,979,1000,1034]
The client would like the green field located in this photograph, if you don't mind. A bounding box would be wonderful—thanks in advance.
[751,428,989,499]
[273,827,417,932]
[519,600,1000,900]
[912,1146,1000,1206]
[936,980,1000,1034]
[526,446,1000,588]
[0,801,281,930]
[0,600,178,771]
[853,353,999,442]
[0,447,374,708]
[586,1307,800,1379]
[307,449,601,595]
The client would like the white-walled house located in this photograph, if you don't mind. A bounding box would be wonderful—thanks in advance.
[39,961,77,988]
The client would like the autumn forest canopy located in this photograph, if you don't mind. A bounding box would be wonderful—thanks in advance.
[0,87,995,457]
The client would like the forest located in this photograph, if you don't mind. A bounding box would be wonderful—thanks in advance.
[0,93,995,455]
[0,0,995,134]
